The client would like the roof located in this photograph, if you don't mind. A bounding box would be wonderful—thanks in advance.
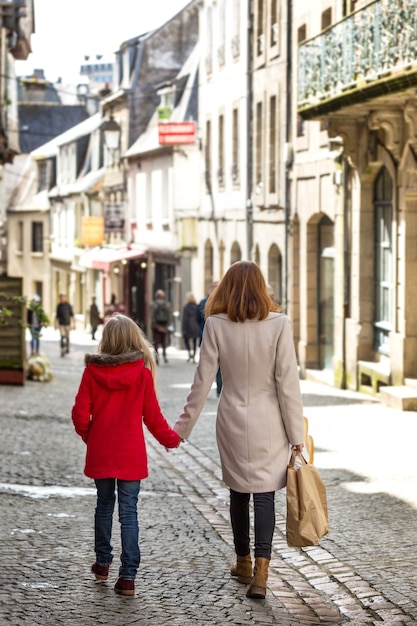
[19,104,89,153]
[31,112,102,160]
[124,44,199,159]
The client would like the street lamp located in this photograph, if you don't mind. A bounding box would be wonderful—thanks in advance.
[101,113,121,151]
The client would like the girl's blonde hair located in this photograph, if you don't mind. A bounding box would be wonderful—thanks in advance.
[99,314,156,378]
[205,260,281,322]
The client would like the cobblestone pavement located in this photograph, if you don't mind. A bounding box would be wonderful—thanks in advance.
[1,328,417,625]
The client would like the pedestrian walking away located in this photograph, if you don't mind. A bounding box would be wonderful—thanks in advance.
[27,294,47,356]
[173,261,305,600]
[181,292,200,362]
[150,289,172,364]
[196,281,222,395]
[89,296,102,340]
[55,293,74,357]
[71,314,181,596]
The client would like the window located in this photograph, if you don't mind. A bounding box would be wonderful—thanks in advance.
[297,114,306,137]
[256,102,263,186]
[205,119,212,190]
[146,172,152,228]
[161,168,169,226]
[343,0,357,16]
[297,24,307,44]
[232,107,239,183]
[218,114,224,186]
[17,220,23,252]
[231,0,240,57]
[257,0,265,55]
[218,0,225,66]
[321,8,332,31]
[373,166,393,353]
[206,6,213,74]
[270,0,278,46]
[32,222,43,253]
[269,96,277,193]
[38,162,49,191]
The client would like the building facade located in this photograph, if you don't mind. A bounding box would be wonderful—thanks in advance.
[294,0,417,406]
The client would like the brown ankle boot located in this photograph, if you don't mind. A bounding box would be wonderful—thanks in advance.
[230,554,252,584]
[246,557,269,599]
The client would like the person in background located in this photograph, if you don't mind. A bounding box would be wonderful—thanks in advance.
[174,261,304,600]
[27,294,46,356]
[181,292,200,363]
[55,293,74,357]
[196,282,222,395]
[71,314,181,596]
[89,296,101,341]
[150,289,172,364]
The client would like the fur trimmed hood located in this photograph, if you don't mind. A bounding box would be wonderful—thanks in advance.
[84,351,146,391]
[84,351,144,366]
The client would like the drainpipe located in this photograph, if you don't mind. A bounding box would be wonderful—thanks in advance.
[342,154,350,389]
[246,0,253,261]
[284,0,293,313]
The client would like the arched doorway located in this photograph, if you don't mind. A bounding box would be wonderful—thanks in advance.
[230,241,241,265]
[268,244,282,304]
[373,166,393,354]
[318,215,334,369]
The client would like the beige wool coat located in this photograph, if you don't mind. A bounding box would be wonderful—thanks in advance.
[174,312,305,493]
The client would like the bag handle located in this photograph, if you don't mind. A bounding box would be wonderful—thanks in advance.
[288,449,308,468]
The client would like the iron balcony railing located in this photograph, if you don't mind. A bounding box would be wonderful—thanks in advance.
[298,0,417,114]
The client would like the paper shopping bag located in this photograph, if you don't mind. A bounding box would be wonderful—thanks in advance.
[286,450,329,547]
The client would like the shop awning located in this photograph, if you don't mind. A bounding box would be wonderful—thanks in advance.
[79,246,146,272]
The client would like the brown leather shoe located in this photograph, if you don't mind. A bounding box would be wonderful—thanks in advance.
[246,557,269,599]
[114,577,135,596]
[230,554,252,584]
[91,562,109,581]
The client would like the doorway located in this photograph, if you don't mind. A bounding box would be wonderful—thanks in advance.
[318,216,334,370]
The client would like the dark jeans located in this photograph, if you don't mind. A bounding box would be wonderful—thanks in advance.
[229,489,275,560]
[94,478,141,580]
[183,336,197,355]
[152,328,168,356]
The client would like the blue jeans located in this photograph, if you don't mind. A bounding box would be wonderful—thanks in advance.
[94,478,141,580]
[29,326,41,353]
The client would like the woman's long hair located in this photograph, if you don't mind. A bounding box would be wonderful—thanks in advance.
[99,314,156,378]
[205,261,281,322]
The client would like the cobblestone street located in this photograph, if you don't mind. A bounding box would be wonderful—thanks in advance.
[1,328,417,625]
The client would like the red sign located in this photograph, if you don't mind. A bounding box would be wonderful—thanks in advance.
[158,122,196,145]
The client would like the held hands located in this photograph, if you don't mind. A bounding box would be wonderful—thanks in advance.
[165,438,185,453]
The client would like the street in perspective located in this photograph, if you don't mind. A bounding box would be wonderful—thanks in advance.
[1,328,417,626]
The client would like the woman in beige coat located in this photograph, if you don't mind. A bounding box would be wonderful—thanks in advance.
[173,261,304,599]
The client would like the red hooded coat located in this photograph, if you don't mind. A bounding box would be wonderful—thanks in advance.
[72,351,180,480]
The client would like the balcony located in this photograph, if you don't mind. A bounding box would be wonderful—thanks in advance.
[298,0,417,119]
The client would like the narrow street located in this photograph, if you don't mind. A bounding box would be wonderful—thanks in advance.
[1,328,416,625]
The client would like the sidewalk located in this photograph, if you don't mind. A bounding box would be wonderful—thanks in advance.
[0,330,416,625]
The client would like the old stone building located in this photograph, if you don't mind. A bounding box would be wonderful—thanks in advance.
[293,0,417,408]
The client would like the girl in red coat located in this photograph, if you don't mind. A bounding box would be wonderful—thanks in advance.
[72,314,181,596]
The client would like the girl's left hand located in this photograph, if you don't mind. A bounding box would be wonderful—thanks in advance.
[292,443,304,453]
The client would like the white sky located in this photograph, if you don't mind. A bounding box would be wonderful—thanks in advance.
[16,0,191,82]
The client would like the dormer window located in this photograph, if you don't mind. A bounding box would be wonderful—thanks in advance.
[157,84,175,120]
